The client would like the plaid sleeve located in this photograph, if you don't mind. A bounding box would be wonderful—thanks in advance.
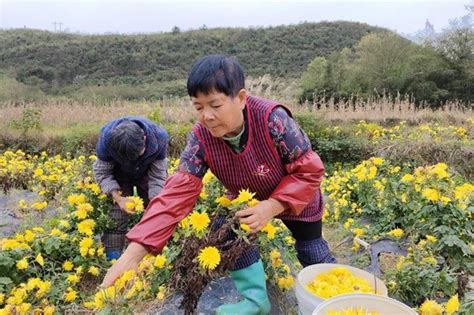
[178,131,208,179]
[92,158,120,194]
[268,106,311,164]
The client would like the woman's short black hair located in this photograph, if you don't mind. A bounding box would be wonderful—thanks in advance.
[107,120,145,162]
[187,55,245,98]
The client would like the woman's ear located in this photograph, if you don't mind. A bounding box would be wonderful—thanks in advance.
[238,89,247,109]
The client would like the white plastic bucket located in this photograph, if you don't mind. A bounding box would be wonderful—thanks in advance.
[295,264,388,315]
[312,293,417,315]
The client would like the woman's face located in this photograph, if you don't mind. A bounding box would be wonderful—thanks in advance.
[191,89,247,138]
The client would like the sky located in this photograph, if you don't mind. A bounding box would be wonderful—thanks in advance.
[0,0,470,35]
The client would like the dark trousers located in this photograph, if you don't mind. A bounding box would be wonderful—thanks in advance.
[101,171,149,253]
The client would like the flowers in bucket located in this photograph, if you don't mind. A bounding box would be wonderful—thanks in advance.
[326,308,380,315]
[305,267,375,299]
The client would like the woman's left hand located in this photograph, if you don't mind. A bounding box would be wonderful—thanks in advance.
[235,198,285,233]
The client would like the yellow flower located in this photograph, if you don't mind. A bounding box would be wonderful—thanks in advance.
[247,199,259,207]
[154,255,167,269]
[67,274,80,284]
[63,261,74,271]
[34,168,44,177]
[285,236,295,245]
[124,196,144,213]
[16,303,31,314]
[344,218,354,229]
[199,188,208,199]
[77,202,94,213]
[401,174,415,183]
[18,199,27,209]
[270,249,281,260]
[426,235,437,243]
[445,294,459,315]
[35,253,45,266]
[240,223,251,233]
[189,211,210,233]
[454,183,474,201]
[64,287,77,302]
[31,201,48,211]
[261,223,278,240]
[16,257,28,270]
[202,171,215,185]
[179,217,190,229]
[88,266,99,276]
[419,299,443,315]
[74,208,88,219]
[277,275,295,290]
[77,219,95,236]
[371,157,384,165]
[50,228,61,236]
[156,286,166,300]
[351,228,364,238]
[422,188,440,202]
[198,246,221,270]
[305,267,374,299]
[68,193,87,206]
[43,305,55,315]
[24,230,35,242]
[233,189,255,205]
[422,257,438,266]
[215,196,232,207]
[387,228,404,238]
[58,220,70,228]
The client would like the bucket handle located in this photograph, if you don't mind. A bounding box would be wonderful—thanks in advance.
[354,237,378,294]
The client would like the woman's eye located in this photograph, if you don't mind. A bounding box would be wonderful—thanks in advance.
[211,105,221,109]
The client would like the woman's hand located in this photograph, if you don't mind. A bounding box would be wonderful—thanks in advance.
[100,242,148,288]
[235,198,286,233]
[112,191,134,214]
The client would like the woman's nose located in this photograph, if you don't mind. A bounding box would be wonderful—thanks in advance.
[202,109,215,121]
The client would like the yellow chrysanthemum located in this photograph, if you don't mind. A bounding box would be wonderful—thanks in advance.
[240,223,251,233]
[261,223,278,240]
[43,305,55,315]
[445,294,459,315]
[305,267,374,299]
[35,253,45,267]
[419,299,443,315]
[154,255,167,269]
[232,189,255,205]
[215,196,232,207]
[277,275,295,290]
[64,287,77,302]
[77,219,95,236]
[422,188,440,202]
[68,193,87,206]
[387,228,404,238]
[189,211,210,233]
[67,274,80,284]
[401,174,415,183]
[16,257,28,270]
[326,308,380,315]
[63,261,74,271]
[124,196,144,213]
[88,266,99,276]
[197,246,221,270]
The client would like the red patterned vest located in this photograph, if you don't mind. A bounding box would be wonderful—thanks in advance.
[193,95,323,222]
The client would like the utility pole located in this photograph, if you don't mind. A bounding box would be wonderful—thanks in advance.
[52,22,63,32]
